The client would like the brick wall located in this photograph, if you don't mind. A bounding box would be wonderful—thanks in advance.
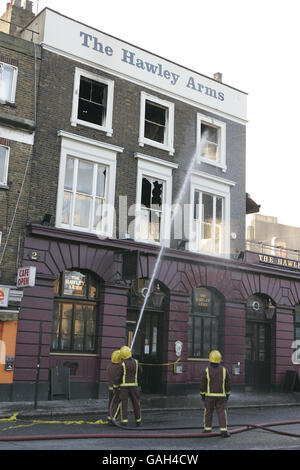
[0,33,41,285]
[28,48,246,256]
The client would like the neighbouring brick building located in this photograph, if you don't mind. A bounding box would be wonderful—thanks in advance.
[0,0,40,391]
[0,4,299,401]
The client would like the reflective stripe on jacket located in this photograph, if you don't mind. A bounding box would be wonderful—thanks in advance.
[120,358,139,387]
[200,364,231,398]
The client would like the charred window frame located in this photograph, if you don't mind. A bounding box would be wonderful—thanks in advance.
[71,68,114,136]
[140,176,164,243]
[134,153,177,247]
[51,270,100,354]
[78,77,108,127]
[0,144,10,186]
[144,101,166,144]
[139,92,175,155]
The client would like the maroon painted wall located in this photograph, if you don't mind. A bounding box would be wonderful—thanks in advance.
[13,225,300,398]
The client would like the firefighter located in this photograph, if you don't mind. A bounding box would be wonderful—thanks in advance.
[200,350,231,437]
[119,345,142,426]
[106,349,123,423]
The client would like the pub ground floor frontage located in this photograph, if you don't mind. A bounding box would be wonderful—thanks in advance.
[0,223,299,401]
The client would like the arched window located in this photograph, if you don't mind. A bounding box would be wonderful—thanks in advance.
[51,270,100,353]
[188,287,223,358]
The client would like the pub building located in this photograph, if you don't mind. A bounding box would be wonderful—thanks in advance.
[0,4,299,401]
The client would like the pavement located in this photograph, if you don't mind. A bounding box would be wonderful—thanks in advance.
[0,391,300,420]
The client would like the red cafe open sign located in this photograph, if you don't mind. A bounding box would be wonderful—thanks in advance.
[17,267,36,288]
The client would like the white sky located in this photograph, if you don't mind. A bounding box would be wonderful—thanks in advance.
[2,0,300,228]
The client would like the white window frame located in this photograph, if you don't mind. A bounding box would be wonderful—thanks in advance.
[56,131,123,237]
[196,113,226,172]
[188,171,235,257]
[71,68,114,136]
[0,62,18,104]
[139,92,175,155]
[134,153,178,247]
[0,144,10,187]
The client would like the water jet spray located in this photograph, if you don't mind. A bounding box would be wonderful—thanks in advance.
[131,151,198,349]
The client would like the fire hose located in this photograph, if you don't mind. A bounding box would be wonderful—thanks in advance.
[0,393,299,442]
[0,420,300,441]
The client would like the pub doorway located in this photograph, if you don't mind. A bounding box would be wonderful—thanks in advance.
[245,294,276,391]
[126,279,168,394]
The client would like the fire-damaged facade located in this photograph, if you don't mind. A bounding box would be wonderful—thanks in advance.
[0,3,299,401]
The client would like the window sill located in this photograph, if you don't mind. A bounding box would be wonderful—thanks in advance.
[139,138,175,156]
[188,247,230,259]
[0,100,17,108]
[0,184,9,190]
[71,119,113,137]
[57,223,111,239]
[198,157,227,172]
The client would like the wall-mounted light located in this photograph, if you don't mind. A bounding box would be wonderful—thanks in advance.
[265,298,276,320]
[151,283,165,309]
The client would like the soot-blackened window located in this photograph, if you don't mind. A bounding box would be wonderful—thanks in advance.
[78,77,108,126]
[144,100,167,144]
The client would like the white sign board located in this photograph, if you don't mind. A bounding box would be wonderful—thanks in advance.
[0,287,10,307]
[24,9,247,122]
[17,267,36,288]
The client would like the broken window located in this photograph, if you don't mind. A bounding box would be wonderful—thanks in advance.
[144,100,167,144]
[77,77,108,126]
[140,176,164,242]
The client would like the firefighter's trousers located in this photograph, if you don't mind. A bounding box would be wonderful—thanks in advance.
[203,396,228,431]
[108,388,121,421]
[119,386,141,424]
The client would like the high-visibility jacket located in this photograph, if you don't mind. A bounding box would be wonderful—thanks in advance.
[200,364,231,398]
[120,358,142,387]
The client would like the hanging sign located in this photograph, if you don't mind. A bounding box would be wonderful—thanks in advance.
[0,287,10,307]
[17,267,36,288]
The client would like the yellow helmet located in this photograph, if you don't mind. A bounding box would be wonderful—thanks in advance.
[111,350,121,364]
[209,350,222,364]
[120,345,132,359]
